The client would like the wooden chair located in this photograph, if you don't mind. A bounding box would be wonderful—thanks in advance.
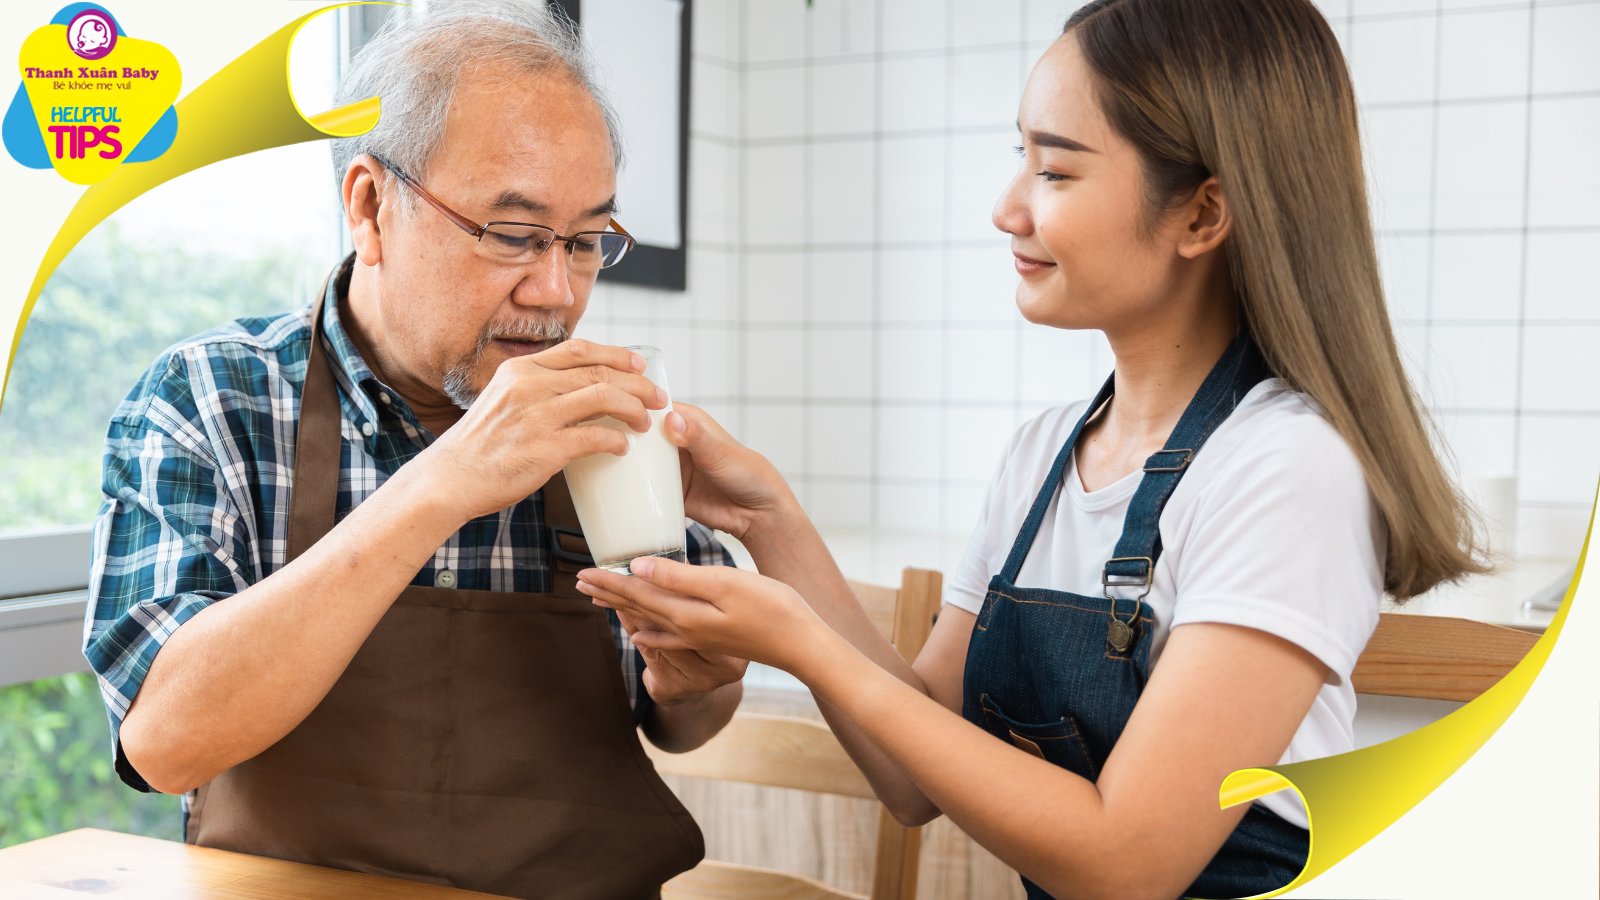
[647,568,944,900]
[1351,612,1540,701]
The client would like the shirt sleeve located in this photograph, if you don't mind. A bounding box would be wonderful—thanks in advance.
[684,520,737,570]
[85,359,257,792]
[944,411,1057,616]
[1166,419,1384,685]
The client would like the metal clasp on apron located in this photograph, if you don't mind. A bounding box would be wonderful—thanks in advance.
[1101,556,1153,652]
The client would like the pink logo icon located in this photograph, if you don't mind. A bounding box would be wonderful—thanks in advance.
[67,10,117,61]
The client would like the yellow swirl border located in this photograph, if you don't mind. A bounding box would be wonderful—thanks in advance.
[1219,483,1595,897]
[0,2,387,413]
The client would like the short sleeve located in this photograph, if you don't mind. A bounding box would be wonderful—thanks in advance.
[85,365,257,792]
[1166,421,1384,685]
[944,412,1059,616]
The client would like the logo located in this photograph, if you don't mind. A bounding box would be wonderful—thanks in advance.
[66,9,117,61]
[4,4,180,184]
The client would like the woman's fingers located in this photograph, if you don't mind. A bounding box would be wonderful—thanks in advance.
[578,561,723,624]
[627,555,747,608]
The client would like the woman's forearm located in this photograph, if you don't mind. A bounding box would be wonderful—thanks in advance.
[741,506,945,824]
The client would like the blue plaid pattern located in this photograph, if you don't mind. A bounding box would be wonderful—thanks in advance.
[85,256,732,793]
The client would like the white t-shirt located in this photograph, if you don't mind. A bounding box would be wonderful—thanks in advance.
[946,379,1385,828]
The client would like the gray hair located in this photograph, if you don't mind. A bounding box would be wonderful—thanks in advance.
[329,0,623,204]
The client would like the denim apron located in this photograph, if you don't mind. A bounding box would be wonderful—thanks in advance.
[961,330,1309,900]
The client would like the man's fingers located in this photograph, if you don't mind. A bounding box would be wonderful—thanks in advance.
[630,630,699,652]
[616,608,663,636]
[532,338,645,375]
[556,366,666,412]
[555,381,651,433]
[562,422,630,459]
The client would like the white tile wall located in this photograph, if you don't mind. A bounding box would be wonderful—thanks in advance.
[949,48,1026,129]
[1525,232,1600,321]
[810,61,877,135]
[596,0,1599,570]
[1431,234,1522,321]
[1350,15,1437,104]
[1528,97,1600,228]
[1433,101,1527,230]
[1532,3,1600,93]
[808,140,876,243]
[808,250,876,323]
[1437,9,1529,100]
[1362,107,1434,232]
[950,0,1025,48]
[807,327,874,399]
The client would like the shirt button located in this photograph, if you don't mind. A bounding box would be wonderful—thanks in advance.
[360,421,375,437]
[435,569,457,589]
[378,392,392,405]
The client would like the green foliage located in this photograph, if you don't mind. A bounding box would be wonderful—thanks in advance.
[0,672,181,848]
[0,225,328,846]
[0,222,323,530]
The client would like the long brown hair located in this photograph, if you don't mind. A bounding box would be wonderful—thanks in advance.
[1064,0,1488,599]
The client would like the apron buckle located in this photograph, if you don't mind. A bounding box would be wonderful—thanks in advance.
[1143,448,1195,472]
[1102,557,1151,653]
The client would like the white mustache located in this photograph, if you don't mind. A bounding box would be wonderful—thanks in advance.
[483,317,569,344]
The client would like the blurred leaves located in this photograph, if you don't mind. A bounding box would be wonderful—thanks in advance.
[0,224,326,846]
[0,672,181,847]
[0,221,322,530]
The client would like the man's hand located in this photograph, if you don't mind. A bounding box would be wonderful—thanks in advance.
[616,609,748,706]
[416,340,667,523]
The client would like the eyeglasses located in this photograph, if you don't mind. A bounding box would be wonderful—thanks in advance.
[371,154,635,272]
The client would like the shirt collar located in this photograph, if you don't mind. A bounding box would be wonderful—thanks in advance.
[317,254,413,437]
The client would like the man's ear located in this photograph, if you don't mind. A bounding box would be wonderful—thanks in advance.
[1175,176,1231,260]
[343,156,386,266]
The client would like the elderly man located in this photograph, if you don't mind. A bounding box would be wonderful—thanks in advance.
[83,2,741,896]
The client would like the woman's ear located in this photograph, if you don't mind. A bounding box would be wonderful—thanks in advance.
[343,156,386,267]
[1176,176,1231,260]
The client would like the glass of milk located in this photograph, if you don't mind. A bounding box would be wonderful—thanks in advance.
[562,345,686,573]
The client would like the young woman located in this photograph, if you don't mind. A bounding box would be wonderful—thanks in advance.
[579,0,1485,897]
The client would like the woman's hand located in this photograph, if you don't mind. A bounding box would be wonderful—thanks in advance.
[665,402,796,542]
[577,556,829,674]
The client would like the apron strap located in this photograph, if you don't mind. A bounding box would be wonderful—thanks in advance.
[997,373,1117,584]
[542,472,595,574]
[1101,329,1272,593]
[286,275,345,564]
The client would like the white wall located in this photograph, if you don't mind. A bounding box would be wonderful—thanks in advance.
[598,0,1598,576]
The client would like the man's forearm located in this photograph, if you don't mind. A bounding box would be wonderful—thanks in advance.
[119,462,463,794]
[642,680,743,753]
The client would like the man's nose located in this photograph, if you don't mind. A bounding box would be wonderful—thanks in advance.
[511,244,576,309]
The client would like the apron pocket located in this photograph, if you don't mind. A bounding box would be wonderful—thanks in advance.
[978,693,1101,782]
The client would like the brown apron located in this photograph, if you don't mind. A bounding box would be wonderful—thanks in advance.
[185,295,704,899]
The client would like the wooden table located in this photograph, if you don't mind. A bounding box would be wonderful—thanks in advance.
[0,828,509,899]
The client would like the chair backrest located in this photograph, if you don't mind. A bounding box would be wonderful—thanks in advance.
[1351,613,1539,701]
[649,567,944,900]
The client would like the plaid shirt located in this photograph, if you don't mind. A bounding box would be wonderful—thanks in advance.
[85,255,732,795]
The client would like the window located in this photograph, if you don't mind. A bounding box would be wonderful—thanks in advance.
[0,11,347,846]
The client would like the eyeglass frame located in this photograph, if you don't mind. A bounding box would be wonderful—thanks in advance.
[369,153,636,268]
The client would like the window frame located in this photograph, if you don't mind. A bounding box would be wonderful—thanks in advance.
[0,525,93,688]
[0,9,363,690]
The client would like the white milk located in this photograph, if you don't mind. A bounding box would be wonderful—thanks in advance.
[563,408,686,571]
